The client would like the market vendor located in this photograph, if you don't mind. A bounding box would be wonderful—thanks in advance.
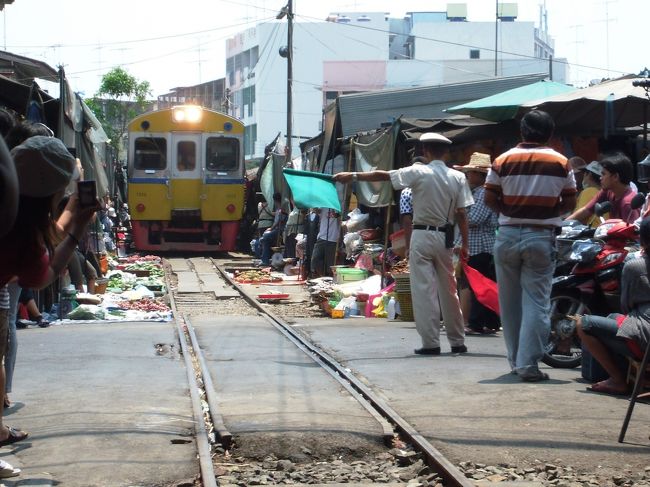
[452,152,499,335]
[333,132,473,356]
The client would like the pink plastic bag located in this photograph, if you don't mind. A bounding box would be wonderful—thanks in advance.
[365,282,396,318]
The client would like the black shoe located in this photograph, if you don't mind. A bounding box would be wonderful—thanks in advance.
[520,372,550,382]
[15,320,29,330]
[414,347,440,355]
[36,317,50,328]
[451,345,468,354]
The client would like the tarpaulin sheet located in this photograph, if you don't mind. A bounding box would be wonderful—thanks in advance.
[283,169,341,212]
[353,122,400,207]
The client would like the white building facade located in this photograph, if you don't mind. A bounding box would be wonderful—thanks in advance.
[225,5,567,160]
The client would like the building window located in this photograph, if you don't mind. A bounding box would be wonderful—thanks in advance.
[470,49,480,59]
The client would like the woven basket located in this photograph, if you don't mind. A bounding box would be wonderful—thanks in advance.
[396,292,414,321]
[393,273,411,293]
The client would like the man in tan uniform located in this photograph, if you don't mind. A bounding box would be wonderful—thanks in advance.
[334,133,473,355]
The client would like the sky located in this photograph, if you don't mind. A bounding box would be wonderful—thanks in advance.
[1,0,646,99]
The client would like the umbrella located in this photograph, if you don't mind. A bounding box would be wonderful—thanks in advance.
[445,80,576,122]
[519,76,650,136]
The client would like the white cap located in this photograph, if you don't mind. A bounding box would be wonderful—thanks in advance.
[585,161,603,176]
[419,132,452,144]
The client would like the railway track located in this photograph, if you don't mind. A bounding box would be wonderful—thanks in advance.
[167,256,474,487]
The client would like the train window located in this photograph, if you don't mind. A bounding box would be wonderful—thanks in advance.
[206,137,239,171]
[177,141,196,171]
[134,137,167,170]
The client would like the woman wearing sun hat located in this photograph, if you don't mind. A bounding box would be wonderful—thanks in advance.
[0,136,99,448]
[453,152,500,335]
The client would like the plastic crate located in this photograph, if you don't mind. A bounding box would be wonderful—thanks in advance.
[393,273,411,293]
[390,229,406,257]
[334,267,368,284]
[396,292,414,321]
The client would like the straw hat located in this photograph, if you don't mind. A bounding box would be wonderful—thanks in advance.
[454,152,492,173]
[419,132,452,144]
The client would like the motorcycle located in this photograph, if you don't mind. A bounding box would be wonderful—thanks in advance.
[542,193,646,368]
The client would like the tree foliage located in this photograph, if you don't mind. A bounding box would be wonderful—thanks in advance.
[86,67,152,158]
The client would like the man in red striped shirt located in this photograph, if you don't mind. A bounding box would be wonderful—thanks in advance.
[484,110,577,382]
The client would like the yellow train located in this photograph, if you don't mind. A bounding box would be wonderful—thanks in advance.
[127,105,246,252]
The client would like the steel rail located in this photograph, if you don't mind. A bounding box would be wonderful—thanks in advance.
[213,260,473,487]
[184,315,233,449]
[164,260,218,487]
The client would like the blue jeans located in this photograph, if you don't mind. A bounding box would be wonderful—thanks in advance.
[260,229,280,265]
[6,282,20,393]
[494,226,556,377]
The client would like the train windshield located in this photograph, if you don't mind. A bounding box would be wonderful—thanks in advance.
[177,141,196,171]
[134,137,167,170]
[206,137,239,172]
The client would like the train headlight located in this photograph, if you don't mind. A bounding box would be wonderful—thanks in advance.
[172,105,203,123]
[226,204,236,213]
[136,203,146,213]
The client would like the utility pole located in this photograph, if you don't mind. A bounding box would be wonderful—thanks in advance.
[277,0,293,162]
[494,0,498,77]
[286,0,294,161]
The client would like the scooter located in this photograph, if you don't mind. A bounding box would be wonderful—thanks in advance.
[542,193,645,368]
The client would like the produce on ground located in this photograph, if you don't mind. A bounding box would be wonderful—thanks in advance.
[116,298,169,312]
[234,269,282,283]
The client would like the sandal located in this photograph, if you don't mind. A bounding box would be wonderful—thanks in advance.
[0,459,20,478]
[586,379,628,396]
[0,426,28,447]
[3,396,10,409]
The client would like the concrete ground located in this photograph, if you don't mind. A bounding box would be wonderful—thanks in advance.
[2,321,197,487]
[292,315,650,478]
[190,313,388,461]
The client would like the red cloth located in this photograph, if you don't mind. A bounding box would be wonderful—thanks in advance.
[615,314,644,361]
[0,244,49,288]
[462,261,500,315]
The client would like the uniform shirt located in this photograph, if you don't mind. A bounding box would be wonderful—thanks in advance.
[389,160,473,226]
[454,186,498,256]
[485,143,576,227]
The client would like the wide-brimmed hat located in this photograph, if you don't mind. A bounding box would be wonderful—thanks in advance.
[12,136,78,197]
[454,152,492,173]
[419,132,452,145]
[569,156,587,172]
[585,160,603,177]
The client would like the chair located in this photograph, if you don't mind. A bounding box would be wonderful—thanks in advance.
[618,340,650,442]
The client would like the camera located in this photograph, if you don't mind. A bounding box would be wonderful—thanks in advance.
[77,180,97,208]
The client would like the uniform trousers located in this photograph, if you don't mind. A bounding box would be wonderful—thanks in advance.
[410,229,465,348]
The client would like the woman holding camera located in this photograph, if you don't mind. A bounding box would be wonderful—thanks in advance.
[0,136,98,447]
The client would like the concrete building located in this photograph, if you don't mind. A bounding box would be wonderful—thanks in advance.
[156,78,227,112]
[226,3,567,160]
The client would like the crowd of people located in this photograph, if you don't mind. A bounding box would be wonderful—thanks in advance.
[333,109,650,390]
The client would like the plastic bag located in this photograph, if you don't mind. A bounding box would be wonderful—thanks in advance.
[343,232,363,259]
[345,208,369,233]
[67,304,106,320]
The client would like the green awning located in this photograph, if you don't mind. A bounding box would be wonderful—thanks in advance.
[445,80,576,121]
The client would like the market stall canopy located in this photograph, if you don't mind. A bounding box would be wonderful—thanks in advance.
[445,80,576,122]
[519,75,650,135]
[0,50,58,83]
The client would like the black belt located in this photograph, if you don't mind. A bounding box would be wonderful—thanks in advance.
[413,224,446,232]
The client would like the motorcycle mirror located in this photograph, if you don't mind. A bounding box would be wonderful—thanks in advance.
[595,201,612,216]
[631,192,646,210]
